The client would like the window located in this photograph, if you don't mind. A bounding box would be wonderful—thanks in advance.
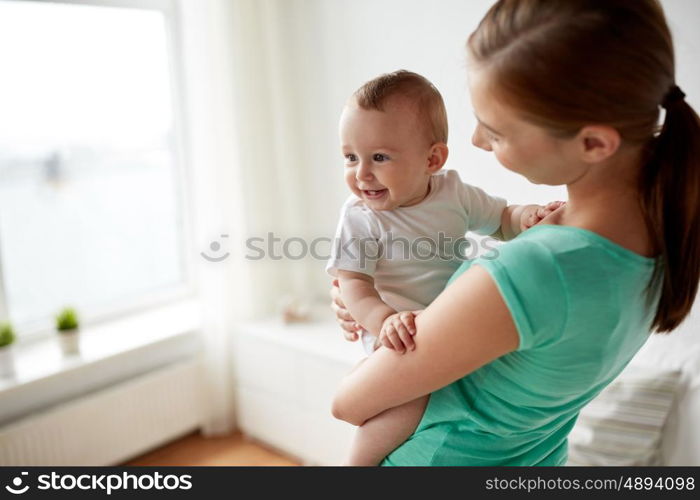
[0,0,190,339]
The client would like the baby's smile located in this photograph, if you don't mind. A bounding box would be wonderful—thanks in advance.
[361,189,388,200]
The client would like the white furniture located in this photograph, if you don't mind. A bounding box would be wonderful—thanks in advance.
[233,318,363,465]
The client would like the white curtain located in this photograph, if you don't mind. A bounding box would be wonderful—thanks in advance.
[178,0,318,435]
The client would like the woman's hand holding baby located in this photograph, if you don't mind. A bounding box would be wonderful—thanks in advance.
[376,311,422,354]
[330,279,362,341]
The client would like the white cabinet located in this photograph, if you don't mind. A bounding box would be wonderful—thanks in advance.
[233,319,364,465]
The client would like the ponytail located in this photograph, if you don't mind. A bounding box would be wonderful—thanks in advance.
[640,88,700,332]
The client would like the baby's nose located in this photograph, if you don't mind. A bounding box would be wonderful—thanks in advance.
[356,163,374,180]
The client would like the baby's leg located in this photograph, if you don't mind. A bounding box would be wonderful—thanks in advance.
[345,394,429,466]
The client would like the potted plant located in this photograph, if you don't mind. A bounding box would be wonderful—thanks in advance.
[56,307,80,355]
[0,321,16,377]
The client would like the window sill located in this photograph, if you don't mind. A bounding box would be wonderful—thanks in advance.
[0,299,203,427]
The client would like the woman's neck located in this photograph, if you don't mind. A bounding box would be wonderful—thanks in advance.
[548,145,657,257]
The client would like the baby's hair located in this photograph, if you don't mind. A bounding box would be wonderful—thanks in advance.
[353,70,448,144]
[468,0,700,333]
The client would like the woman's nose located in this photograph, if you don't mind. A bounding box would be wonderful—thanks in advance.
[471,127,492,152]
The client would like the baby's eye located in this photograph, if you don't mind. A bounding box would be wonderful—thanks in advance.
[344,153,357,163]
[373,153,390,162]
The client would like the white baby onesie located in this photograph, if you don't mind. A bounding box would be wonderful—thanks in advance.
[326,169,507,354]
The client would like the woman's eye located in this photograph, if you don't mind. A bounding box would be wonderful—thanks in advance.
[486,131,500,142]
[373,153,389,162]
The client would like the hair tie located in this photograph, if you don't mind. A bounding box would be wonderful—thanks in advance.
[662,85,686,108]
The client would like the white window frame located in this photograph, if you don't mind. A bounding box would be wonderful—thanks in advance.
[0,0,196,345]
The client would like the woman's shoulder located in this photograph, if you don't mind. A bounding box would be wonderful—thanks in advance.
[501,223,657,268]
[471,224,656,350]
[476,223,657,300]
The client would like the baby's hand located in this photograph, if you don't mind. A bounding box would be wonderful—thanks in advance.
[377,311,419,354]
[521,201,566,231]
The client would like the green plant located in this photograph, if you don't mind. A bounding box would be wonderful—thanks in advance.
[56,307,79,332]
[0,322,16,348]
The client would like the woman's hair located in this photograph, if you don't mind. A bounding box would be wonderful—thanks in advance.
[468,0,700,333]
[353,70,449,144]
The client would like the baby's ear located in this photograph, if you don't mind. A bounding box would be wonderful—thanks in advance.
[427,142,449,173]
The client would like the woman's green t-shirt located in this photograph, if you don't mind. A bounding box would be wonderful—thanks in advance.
[381,224,659,466]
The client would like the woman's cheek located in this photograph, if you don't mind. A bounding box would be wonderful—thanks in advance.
[496,143,531,176]
[493,149,516,172]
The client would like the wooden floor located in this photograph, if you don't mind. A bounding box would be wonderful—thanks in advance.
[123,431,300,466]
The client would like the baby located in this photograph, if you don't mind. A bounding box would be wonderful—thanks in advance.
[326,70,560,465]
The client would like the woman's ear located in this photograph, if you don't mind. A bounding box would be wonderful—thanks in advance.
[576,125,621,164]
[427,142,449,173]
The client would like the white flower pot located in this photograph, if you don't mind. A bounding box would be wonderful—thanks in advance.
[0,345,16,377]
[58,329,81,356]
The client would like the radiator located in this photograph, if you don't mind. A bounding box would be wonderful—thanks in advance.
[0,358,204,466]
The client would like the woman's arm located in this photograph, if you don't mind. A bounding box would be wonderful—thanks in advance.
[331,264,519,426]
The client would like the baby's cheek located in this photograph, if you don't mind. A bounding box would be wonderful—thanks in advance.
[344,171,358,190]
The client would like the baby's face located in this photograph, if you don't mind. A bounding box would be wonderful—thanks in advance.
[339,97,435,210]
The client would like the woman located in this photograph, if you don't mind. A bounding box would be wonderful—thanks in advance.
[331,0,700,466]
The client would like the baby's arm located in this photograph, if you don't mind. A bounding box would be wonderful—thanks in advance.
[336,270,397,338]
[337,270,417,352]
[494,201,566,240]
[496,204,540,240]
